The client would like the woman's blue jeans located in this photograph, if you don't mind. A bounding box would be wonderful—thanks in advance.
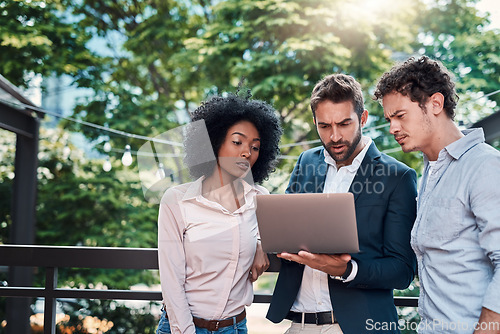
[156,309,248,334]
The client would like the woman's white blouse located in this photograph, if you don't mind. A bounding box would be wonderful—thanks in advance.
[158,177,268,333]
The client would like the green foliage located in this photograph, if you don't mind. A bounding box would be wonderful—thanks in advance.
[414,0,500,107]
[197,0,422,160]
[1,0,500,330]
[35,127,158,248]
[66,0,206,152]
[70,0,428,171]
[36,132,156,249]
[1,126,159,290]
[0,0,99,88]
[35,126,159,288]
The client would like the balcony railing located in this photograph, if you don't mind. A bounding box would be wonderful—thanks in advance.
[0,244,418,334]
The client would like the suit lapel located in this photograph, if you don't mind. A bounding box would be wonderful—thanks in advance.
[348,142,381,201]
[313,149,328,193]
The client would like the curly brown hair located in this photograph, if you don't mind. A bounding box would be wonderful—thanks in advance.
[374,56,459,120]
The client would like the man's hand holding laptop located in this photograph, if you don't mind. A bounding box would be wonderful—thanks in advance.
[278,251,352,277]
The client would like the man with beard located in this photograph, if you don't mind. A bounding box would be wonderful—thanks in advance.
[266,74,418,334]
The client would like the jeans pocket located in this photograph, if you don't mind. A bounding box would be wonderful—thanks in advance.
[156,310,171,334]
[237,318,248,333]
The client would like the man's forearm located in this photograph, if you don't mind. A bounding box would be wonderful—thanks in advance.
[474,307,500,334]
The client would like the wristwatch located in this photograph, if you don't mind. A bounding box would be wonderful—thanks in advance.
[330,260,353,282]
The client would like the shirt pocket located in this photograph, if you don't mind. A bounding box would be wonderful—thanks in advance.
[422,198,464,241]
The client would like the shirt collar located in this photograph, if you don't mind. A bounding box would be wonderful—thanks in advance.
[181,175,261,202]
[424,128,485,165]
[182,176,205,201]
[323,136,373,172]
[445,128,485,160]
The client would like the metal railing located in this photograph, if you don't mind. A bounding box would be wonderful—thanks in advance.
[0,244,418,333]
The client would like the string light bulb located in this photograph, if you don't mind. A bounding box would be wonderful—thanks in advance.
[62,145,71,158]
[103,142,112,153]
[103,157,112,172]
[156,163,166,179]
[121,145,133,166]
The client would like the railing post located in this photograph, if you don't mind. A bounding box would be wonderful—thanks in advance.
[44,267,57,334]
[5,294,31,334]
[7,120,39,334]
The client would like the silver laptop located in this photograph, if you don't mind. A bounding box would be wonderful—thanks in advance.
[255,193,359,254]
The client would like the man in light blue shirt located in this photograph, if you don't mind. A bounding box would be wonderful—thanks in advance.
[375,56,500,334]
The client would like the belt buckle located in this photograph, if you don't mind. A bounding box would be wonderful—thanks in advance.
[213,320,220,331]
[315,313,320,325]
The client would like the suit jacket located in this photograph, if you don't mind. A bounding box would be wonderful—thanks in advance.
[266,142,417,334]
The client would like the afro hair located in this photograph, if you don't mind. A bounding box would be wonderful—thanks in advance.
[184,93,282,184]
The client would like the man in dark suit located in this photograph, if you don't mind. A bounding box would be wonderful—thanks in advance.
[266,74,417,334]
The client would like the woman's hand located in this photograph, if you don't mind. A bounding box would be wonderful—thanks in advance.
[249,240,270,282]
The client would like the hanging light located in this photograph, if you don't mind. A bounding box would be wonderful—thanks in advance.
[62,145,71,158]
[103,157,112,172]
[103,141,112,153]
[156,163,166,179]
[121,145,133,166]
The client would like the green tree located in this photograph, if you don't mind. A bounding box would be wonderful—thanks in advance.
[0,126,159,288]
[413,0,500,112]
[67,0,206,152]
[36,126,159,288]
[68,0,425,178]
[2,1,499,332]
[0,0,99,88]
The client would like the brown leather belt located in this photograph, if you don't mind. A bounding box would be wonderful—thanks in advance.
[164,309,246,331]
[192,310,246,331]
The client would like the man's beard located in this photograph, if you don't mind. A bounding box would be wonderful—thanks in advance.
[323,126,362,163]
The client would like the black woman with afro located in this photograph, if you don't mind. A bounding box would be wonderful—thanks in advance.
[157,92,282,334]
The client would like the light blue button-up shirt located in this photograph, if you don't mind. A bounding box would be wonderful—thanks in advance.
[412,128,500,334]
